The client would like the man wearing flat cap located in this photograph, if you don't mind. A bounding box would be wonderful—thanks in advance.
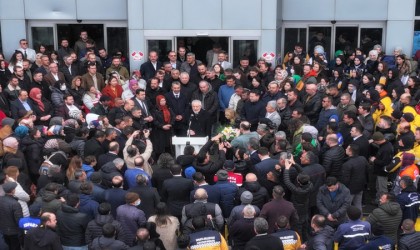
[0,181,23,250]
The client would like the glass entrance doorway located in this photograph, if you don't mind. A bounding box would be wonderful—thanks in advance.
[28,21,128,59]
[176,37,229,66]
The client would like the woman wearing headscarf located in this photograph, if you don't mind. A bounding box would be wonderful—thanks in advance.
[121,79,139,101]
[29,87,53,126]
[151,95,175,159]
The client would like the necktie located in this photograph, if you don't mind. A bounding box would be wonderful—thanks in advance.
[175,94,179,99]
[142,101,148,116]
[24,50,27,59]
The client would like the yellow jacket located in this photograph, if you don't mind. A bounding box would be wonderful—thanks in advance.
[402,105,420,133]
[373,96,393,125]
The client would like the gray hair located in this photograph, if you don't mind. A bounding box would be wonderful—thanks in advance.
[243,205,255,218]
[171,81,181,87]
[279,152,288,161]
[254,217,269,234]
[113,158,125,168]
[191,100,202,107]
[267,100,277,109]
[186,52,195,58]
[277,97,287,104]
[198,80,210,88]
[275,131,287,139]
[180,72,190,78]
[248,137,260,150]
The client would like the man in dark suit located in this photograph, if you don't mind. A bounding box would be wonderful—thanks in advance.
[245,217,284,250]
[187,100,211,137]
[168,51,181,70]
[350,124,370,160]
[132,89,154,127]
[13,66,31,91]
[140,51,162,82]
[10,90,36,120]
[29,71,51,100]
[44,62,66,86]
[84,130,106,161]
[253,147,278,181]
[160,164,194,219]
[97,141,120,170]
[165,81,190,136]
[128,174,160,219]
[303,79,322,126]
[59,55,79,84]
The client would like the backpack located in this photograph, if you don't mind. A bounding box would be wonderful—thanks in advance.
[39,151,67,175]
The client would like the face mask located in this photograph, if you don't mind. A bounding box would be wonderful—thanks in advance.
[134,200,141,206]
[60,85,67,91]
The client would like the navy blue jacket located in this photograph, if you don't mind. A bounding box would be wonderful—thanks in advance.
[397,186,420,222]
[79,194,99,221]
[357,235,394,250]
[241,99,266,128]
[213,180,238,218]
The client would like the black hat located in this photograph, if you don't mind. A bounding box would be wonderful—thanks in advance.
[402,113,414,123]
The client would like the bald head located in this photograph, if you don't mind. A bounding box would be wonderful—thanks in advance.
[246,173,258,182]
[194,188,208,200]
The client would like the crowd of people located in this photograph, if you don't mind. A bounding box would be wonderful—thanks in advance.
[1,30,420,249]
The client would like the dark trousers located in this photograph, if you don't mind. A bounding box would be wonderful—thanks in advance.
[4,234,21,250]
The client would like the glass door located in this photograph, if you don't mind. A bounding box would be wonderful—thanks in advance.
[232,39,258,67]
[146,38,174,63]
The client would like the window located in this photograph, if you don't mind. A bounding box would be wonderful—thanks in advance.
[360,28,383,55]
[308,27,331,58]
[0,25,2,54]
[107,27,128,58]
[31,27,54,53]
[176,37,229,66]
[335,27,358,55]
[147,40,172,63]
[57,24,104,55]
[232,40,258,68]
[283,28,307,58]
[416,0,420,16]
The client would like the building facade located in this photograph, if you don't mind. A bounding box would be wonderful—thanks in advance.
[0,0,417,69]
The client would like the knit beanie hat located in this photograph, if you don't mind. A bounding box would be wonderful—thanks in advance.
[240,191,253,204]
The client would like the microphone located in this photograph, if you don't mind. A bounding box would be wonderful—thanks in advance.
[187,114,194,137]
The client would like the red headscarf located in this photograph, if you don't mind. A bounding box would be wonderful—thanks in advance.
[156,95,170,124]
[29,88,44,112]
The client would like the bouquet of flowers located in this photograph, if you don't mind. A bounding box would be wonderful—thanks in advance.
[219,126,237,142]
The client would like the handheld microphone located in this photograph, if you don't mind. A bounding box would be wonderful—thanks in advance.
[187,114,194,137]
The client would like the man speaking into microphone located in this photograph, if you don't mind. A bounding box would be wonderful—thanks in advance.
[187,100,211,137]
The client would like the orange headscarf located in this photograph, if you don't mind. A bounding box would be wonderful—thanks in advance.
[29,87,44,112]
